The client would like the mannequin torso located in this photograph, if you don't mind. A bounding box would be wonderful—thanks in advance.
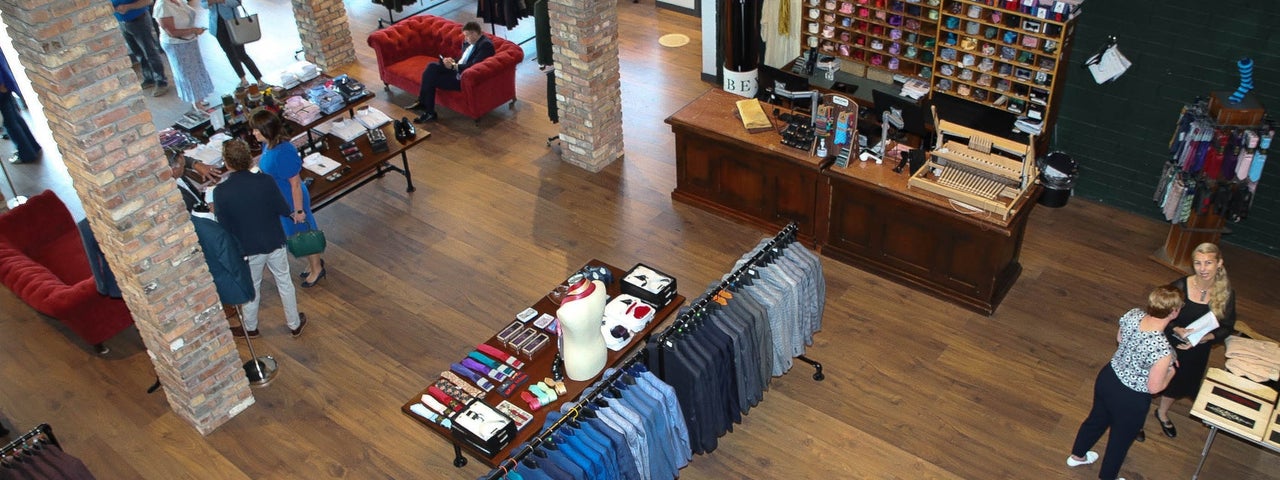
[555,279,608,381]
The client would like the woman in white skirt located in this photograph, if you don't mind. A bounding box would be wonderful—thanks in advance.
[154,0,214,109]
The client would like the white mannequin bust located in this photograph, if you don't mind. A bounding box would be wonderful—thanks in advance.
[555,278,608,381]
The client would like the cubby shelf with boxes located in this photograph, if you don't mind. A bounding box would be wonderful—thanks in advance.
[805,0,942,79]
[931,0,1079,125]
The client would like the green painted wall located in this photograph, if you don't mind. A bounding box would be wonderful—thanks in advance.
[1050,0,1278,257]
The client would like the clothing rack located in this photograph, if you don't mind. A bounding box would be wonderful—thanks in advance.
[482,223,824,479]
[1,423,60,456]
[376,0,450,29]
[654,222,825,381]
[483,354,647,479]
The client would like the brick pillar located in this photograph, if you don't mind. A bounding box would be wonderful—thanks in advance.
[0,1,252,434]
[291,0,356,70]
[550,0,623,172]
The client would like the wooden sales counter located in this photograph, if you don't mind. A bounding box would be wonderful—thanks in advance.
[668,88,1038,314]
[666,89,828,245]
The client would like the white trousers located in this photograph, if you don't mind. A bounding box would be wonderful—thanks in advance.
[242,246,300,331]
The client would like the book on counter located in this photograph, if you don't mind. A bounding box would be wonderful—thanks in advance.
[734,98,773,134]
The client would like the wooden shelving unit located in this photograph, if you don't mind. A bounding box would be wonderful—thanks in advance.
[930,0,1078,128]
[804,0,942,79]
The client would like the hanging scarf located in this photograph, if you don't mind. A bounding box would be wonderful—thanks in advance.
[778,0,790,36]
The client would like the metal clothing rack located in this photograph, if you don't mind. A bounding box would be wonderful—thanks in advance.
[655,222,825,380]
[1,423,60,457]
[377,0,450,29]
[482,223,825,479]
[483,356,647,479]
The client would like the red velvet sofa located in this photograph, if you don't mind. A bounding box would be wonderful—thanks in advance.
[0,190,133,352]
[367,15,524,121]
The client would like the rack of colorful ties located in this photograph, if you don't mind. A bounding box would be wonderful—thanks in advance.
[1159,99,1274,225]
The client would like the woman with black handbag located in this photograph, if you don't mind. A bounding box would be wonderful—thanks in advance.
[250,109,327,288]
[204,0,263,87]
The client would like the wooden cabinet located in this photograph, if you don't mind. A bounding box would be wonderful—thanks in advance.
[667,89,827,242]
[930,0,1078,130]
[821,162,1037,314]
[804,0,942,80]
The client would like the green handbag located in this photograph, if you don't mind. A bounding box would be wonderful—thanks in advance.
[286,224,326,258]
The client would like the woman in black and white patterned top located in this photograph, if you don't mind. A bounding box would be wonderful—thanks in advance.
[1066,285,1182,480]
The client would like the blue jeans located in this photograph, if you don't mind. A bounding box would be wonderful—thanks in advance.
[118,15,167,86]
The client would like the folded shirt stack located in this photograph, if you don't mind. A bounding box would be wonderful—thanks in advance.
[281,96,322,125]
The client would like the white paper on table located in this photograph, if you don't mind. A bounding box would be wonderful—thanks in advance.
[302,152,341,176]
[1179,311,1220,347]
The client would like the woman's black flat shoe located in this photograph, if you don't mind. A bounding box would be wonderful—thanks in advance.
[1156,411,1177,438]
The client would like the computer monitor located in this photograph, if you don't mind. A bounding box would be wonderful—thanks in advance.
[871,89,929,142]
[757,64,811,102]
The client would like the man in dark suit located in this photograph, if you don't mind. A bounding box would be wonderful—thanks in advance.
[411,21,495,123]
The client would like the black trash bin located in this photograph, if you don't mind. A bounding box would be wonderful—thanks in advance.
[1037,151,1077,208]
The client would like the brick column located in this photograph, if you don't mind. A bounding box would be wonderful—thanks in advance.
[291,0,357,70]
[550,0,623,172]
[0,1,252,434]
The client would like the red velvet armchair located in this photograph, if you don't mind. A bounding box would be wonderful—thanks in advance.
[0,190,133,352]
[367,15,524,121]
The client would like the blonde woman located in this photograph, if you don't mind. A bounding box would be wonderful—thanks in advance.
[1151,243,1237,438]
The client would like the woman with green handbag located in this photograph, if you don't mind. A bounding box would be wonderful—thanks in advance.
[250,109,327,288]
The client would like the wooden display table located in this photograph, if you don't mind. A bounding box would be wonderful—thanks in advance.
[401,259,685,468]
[667,88,828,245]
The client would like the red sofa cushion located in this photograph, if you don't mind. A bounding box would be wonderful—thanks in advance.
[0,190,134,346]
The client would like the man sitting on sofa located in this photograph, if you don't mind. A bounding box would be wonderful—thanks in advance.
[409,21,494,123]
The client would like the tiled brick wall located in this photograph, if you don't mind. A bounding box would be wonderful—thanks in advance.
[291,0,356,69]
[1052,0,1278,257]
[0,0,252,434]
[550,0,624,171]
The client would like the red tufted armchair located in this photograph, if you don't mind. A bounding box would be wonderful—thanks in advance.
[0,190,133,352]
[367,15,524,121]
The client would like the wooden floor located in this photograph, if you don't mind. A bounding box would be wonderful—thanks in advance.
[3,2,1280,479]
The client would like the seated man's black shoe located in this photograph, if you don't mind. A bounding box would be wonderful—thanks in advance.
[406,101,421,110]
[413,112,437,124]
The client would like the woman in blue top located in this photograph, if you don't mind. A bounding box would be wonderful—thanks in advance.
[249,109,326,287]
[1066,285,1182,480]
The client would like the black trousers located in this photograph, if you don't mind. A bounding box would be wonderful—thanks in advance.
[417,62,461,114]
[214,19,262,81]
[1070,364,1149,480]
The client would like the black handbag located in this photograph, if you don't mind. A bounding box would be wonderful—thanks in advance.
[286,224,326,258]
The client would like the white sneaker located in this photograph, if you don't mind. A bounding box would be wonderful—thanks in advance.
[1066,451,1098,467]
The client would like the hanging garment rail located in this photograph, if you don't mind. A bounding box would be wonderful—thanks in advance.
[1,423,60,456]
[376,0,450,29]
[483,354,646,480]
[483,223,823,479]
[652,222,824,380]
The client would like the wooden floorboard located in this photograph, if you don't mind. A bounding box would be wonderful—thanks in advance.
[3,2,1280,479]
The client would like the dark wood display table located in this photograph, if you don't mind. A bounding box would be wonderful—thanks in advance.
[820,161,1038,315]
[666,88,1037,315]
[304,121,423,211]
[401,259,685,468]
[667,88,828,245]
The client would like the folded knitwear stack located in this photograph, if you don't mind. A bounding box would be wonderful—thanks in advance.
[1225,336,1280,382]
